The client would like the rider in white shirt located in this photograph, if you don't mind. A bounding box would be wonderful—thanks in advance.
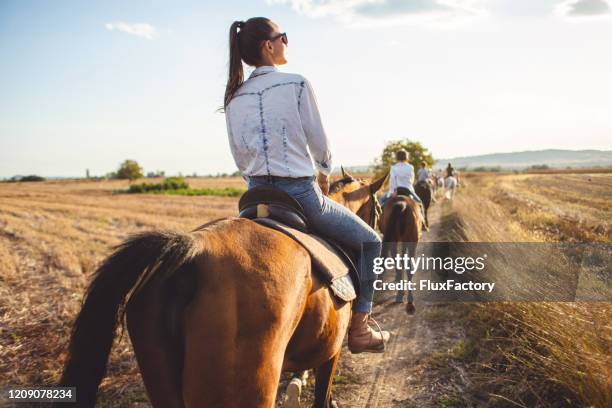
[388,160,414,195]
[380,150,423,207]
[416,162,431,183]
[224,17,388,353]
[379,150,428,231]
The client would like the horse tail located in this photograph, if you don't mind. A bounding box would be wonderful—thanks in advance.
[383,201,407,243]
[57,230,200,408]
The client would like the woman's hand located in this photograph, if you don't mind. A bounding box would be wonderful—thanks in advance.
[317,172,330,196]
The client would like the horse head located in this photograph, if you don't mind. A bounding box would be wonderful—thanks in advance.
[329,167,388,230]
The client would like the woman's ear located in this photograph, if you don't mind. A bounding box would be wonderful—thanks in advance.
[263,39,273,54]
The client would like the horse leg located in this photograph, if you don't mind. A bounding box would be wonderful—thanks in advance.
[313,352,341,408]
[403,243,416,315]
[393,243,405,302]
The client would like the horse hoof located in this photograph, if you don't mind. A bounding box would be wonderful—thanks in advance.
[331,399,339,408]
[285,378,301,408]
[405,302,416,315]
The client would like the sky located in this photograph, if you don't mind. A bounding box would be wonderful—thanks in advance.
[1,0,611,178]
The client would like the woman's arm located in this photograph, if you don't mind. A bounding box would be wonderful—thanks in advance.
[388,165,397,195]
[298,78,333,176]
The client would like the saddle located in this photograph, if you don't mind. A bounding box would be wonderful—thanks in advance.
[395,186,412,197]
[238,186,360,302]
[395,186,423,203]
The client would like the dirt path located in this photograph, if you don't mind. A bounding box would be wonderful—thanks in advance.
[325,201,468,408]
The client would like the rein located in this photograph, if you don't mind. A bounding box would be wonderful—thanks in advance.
[365,185,382,229]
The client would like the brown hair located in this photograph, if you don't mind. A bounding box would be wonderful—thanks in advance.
[395,149,408,161]
[224,17,276,110]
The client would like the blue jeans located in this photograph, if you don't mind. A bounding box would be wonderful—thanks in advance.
[247,176,381,313]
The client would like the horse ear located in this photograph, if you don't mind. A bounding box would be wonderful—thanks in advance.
[341,166,351,179]
[369,172,388,194]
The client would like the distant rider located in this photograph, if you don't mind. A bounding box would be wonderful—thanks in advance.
[416,162,431,184]
[380,150,426,223]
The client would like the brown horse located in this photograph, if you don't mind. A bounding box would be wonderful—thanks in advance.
[57,169,386,408]
[414,180,432,228]
[379,194,424,314]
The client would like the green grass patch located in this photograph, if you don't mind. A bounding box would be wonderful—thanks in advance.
[333,372,362,385]
[117,177,245,197]
[153,187,245,197]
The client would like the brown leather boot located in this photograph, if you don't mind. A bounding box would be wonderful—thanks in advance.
[348,312,390,354]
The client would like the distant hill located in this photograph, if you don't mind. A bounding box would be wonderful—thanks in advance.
[435,149,612,170]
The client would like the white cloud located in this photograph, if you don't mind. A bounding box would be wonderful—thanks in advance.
[555,0,612,18]
[266,0,489,28]
[105,21,158,40]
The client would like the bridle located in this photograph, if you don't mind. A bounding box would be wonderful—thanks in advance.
[356,180,382,230]
[368,186,383,230]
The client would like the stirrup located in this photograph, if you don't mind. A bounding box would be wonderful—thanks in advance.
[368,316,387,350]
[349,315,388,354]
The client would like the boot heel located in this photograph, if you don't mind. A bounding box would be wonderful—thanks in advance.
[285,378,302,408]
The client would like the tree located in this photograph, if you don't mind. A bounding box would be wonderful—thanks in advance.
[116,160,144,181]
[371,139,434,181]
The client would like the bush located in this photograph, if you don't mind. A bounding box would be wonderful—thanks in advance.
[163,187,244,197]
[471,166,502,172]
[529,164,550,170]
[9,175,46,182]
[116,160,144,181]
[123,178,244,197]
[127,177,189,194]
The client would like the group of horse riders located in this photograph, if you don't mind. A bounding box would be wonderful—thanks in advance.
[380,149,459,208]
[223,16,462,355]
[59,16,471,408]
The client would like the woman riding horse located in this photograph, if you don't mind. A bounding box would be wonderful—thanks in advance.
[57,17,390,408]
[223,18,389,353]
[380,150,422,206]
[380,150,427,230]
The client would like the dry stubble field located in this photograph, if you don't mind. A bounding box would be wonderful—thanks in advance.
[426,172,611,407]
[0,177,243,406]
[0,172,610,407]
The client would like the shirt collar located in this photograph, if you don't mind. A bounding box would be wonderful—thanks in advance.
[249,65,278,79]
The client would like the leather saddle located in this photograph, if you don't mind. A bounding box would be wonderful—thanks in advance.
[395,186,413,198]
[238,186,360,302]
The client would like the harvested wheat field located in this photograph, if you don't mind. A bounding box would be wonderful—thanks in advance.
[0,177,243,406]
[0,172,610,407]
[417,172,612,407]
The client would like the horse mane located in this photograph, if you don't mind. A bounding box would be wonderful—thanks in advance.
[329,176,357,194]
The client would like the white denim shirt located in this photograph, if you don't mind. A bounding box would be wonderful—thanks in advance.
[387,162,415,195]
[225,65,333,177]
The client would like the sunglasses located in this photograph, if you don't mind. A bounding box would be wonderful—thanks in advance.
[269,32,288,45]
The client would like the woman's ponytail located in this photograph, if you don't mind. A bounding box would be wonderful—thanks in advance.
[224,21,245,110]
[222,18,274,110]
